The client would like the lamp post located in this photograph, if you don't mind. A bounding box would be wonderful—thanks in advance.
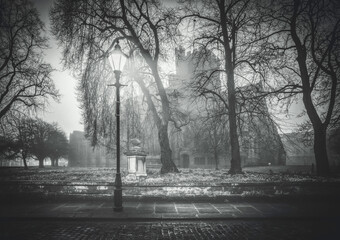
[108,41,128,212]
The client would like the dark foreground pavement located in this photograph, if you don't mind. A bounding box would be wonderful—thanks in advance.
[1,199,340,239]
[1,219,340,239]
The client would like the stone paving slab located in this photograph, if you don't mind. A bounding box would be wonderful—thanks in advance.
[1,200,339,220]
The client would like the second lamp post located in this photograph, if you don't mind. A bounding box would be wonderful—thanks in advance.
[108,41,128,212]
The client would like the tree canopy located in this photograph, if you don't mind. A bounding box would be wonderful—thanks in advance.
[50,0,180,173]
[0,0,59,120]
[0,117,69,168]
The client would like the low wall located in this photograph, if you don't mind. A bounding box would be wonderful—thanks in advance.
[1,181,340,202]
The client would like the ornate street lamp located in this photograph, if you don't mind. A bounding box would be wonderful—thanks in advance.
[108,41,128,212]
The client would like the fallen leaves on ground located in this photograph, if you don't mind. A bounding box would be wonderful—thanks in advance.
[0,166,339,186]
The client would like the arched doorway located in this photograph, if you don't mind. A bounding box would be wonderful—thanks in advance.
[182,154,190,168]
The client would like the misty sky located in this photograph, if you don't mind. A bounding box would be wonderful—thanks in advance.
[32,0,83,137]
[31,0,306,137]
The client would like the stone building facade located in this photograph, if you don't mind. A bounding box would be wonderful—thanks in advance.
[161,46,286,169]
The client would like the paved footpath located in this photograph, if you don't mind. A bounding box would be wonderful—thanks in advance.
[1,200,340,239]
[1,199,340,220]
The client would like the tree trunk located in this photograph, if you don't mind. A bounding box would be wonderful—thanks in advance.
[290,0,331,176]
[227,86,242,174]
[21,152,28,169]
[214,149,219,170]
[300,82,330,176]
[313,125,330,176]
[151,65,179,174]
[302,89,331,176]
[225,61,242,174]
[22,157,28,170]
[39,158,44,168]
[51,158,55,167]
[218,0,242,174]
[159,124,179,174]
[135,63,179,174]
[213,127,219,170]
[55,158,59,167]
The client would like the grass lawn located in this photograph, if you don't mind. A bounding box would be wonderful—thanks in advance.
[1,165,339,186]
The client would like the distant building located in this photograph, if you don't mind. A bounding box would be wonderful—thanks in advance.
[237,83,286,167]
[120,46,287,170]
[69,131,111,167]
[162,46,286,169]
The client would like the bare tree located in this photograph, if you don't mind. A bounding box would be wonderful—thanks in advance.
[0,114,35,169]
[0,0,59,119]
[25,118,52,168]
[11,117,34,169]
[0,116,67,168]
[51,0,180,173]
[259,0,340,175]
[47,127,68,167]
[179,0,264,174]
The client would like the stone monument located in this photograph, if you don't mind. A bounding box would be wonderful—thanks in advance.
[125,138,147,178]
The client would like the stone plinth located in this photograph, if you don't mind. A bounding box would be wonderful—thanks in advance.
[126,154,147,177]
[125,138,147,178]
